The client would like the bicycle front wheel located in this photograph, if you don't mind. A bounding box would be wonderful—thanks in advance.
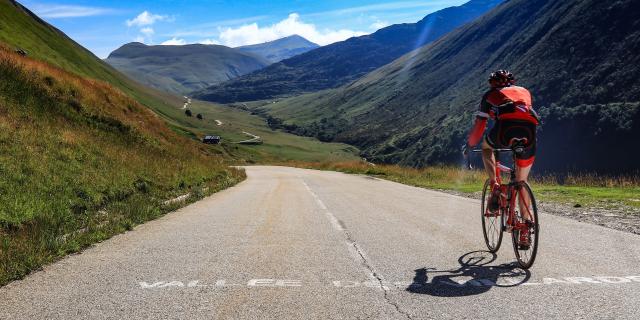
[481,179,503,253]
[511,182,539,269]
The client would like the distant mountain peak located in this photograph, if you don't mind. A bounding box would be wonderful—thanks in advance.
[236,35,320,63]
[105,42,270,94]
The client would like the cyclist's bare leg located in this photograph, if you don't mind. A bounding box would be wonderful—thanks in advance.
[481,139,496,182]
[516,164,533,221]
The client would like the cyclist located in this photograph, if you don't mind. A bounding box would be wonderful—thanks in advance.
[463,70,540,249]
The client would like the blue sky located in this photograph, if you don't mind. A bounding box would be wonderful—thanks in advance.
[21,0,469,58]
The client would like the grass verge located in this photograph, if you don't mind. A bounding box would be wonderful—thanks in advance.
[281,161,640,212]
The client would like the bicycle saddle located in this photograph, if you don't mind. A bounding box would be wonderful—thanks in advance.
[508,138,528,154]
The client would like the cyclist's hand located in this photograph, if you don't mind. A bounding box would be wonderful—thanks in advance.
[461,144,469,157]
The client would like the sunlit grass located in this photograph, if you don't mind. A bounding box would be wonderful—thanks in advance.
[283,161,640,211]
[0,47,245,285]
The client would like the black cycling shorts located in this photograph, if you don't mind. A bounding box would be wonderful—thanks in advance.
[485,120,537,166]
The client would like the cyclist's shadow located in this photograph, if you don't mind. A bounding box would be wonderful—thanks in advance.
[406,251,531,297]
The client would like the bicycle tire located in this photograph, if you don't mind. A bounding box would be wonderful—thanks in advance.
[481,179,503,253]
[510,182,539,269]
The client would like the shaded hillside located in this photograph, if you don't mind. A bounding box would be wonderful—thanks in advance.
[237,35,319,63]
[261,0,640,172]
[194,0,503,103]
[106,43,270,95]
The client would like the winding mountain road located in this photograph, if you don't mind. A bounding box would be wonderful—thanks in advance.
[1,166,639,319]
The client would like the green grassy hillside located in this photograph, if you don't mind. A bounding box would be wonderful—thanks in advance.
[260,0,640,173]
[148,99,360,163]
[106,42,270,95]
[0,45,245,285]
[0,0,193,123]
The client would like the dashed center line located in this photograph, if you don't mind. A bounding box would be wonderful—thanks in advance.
[301,179,409,318]
[301,180,343,231]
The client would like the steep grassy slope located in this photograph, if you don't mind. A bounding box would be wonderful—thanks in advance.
[0,0,201,124]
[194,0,502,103]
[237,35,319,63]
[106,43,270,95]
[0,0,120,83]
[261,0,640,172]
[0,45,245,284]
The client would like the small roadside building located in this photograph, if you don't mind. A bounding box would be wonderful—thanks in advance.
[202,135,221,144]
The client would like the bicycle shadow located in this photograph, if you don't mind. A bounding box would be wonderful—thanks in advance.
[406,251,531,297]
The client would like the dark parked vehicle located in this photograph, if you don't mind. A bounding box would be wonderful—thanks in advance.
[202,135,221,144]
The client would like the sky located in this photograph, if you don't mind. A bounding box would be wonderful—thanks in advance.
[20,0,469,58]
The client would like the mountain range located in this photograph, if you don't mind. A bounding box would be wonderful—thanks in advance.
[193,0,503,103]
[105,42,270,95]
[258,0,640,172]
[237,35,319,63]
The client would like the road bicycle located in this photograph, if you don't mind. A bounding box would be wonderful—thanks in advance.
[469,139,539,269]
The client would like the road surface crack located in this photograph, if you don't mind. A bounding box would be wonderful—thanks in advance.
[303,179,411,319]
[344,229,413,320]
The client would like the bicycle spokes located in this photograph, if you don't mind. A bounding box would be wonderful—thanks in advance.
[481,179,503,253]
[511,183,539,269]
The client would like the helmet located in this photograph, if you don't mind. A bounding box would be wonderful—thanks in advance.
[489,70,515,87]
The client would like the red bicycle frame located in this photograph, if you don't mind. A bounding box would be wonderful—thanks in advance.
[490,151,532,233]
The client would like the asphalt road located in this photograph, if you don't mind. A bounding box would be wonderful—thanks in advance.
[2,166,639,319]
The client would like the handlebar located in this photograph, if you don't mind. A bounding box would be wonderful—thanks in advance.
[466,148,520,171]
[471,149,514,153]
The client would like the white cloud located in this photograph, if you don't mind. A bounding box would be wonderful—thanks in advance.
[161,38,187,45]
[31,4,116,18]
[218,13,367,47]
[133,36,146,43]
[370,20,390,30]
[170,16,269,38]
[126,11,170,27]
[199,39,220,45]
[140,27,154,36]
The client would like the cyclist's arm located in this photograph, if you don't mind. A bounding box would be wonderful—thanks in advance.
[467,94,492,147]
[467,117,487,147]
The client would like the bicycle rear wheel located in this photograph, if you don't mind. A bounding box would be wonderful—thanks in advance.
[481,179,503,253]
[511,182,539,269]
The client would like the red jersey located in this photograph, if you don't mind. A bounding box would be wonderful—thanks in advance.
[476,86,539,124]
[467,85,539,147]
